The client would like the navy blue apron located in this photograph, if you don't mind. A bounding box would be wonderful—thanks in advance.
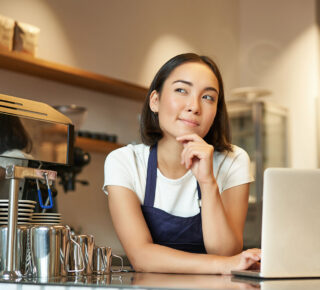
[141,144,207,254]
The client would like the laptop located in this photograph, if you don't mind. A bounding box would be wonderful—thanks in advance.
[232,168,320,278]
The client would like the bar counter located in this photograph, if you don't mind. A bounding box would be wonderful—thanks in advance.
[1,271,320,290]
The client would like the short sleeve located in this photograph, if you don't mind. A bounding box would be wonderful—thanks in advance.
[221,147,254,192]
[103,147,135,195]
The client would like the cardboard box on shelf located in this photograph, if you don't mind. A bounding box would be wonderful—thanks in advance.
[13,21,40,56]
[0,14,15,51]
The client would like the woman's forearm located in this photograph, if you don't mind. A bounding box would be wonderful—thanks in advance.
[129,242,230,274]
[200,181,243,255]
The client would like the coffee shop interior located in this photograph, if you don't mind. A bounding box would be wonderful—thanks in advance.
[0,0,320,288]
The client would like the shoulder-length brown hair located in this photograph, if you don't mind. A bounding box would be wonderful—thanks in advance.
[140,53,232,152]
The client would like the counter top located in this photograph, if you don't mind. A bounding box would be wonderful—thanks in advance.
[1,272,320,290]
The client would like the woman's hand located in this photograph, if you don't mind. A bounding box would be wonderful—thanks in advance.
[176,134,215,184]
[223,248,261,274]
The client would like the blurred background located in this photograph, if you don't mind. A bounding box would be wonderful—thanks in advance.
[0,0,319,254]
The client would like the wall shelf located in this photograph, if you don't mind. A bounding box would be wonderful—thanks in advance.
[0,50,148,102]
[75,137,123,154]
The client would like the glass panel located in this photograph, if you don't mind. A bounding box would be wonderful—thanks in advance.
[263,111,287,169]
[0,113,70,164]
[230,111,256,203]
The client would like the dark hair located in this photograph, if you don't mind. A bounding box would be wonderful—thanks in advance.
[140,53,232,152]
[0,114,32,154]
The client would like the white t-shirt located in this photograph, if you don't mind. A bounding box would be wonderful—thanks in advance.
[103,144,254,217]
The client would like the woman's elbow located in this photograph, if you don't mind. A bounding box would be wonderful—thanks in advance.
[130,256,147,272]
[125,246,153,273]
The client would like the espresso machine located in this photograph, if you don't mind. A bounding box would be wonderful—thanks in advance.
[0,93,75,279]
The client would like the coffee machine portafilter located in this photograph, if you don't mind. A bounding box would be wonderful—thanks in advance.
[0,94,76,279]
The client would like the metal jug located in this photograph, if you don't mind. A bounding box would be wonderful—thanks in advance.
[92,246,123,274]
[29,224,82,277]
[0,224,30,275]
[67,234,94,276]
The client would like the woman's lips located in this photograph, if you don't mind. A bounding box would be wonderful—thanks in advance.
[179,118,199,127]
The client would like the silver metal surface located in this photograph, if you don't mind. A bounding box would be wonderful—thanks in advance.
[260,168,320,278]
[231,270,262,278]
[92,247,106,275]
[92,246,123,275]
[0,166,57,279]
[5,178,20,277]
[0,225,29,275]
[29,225,70,277]
[68,234,94,276]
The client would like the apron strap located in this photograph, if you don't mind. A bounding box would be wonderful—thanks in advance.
[197,182,201,202]
[144,143,202,208]
[144,144,157,207]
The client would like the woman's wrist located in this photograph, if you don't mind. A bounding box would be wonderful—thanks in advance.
[198,177,219,194]
[208,254,233,275]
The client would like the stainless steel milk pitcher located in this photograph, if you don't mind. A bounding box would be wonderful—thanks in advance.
[68,234,94,276]
[29,224,83,277]
[92,246,123,274]
[102,246,123,273]
[0,225,30,276]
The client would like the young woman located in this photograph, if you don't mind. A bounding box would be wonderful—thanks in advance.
[103,53,261,274]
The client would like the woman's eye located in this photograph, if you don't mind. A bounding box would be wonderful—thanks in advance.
[202,95,215,101]
[175,88,187,94]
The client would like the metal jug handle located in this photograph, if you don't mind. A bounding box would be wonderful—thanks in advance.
[24,228,37,278]
[111,254,123,273]
[64,226,85,273]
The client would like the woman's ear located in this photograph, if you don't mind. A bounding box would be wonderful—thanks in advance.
[149,90,159,113]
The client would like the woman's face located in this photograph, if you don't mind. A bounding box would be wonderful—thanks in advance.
[150,62,219,140]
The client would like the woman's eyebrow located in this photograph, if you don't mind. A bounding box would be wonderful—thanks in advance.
[204,87,219,94]
[172,80,218,94]
[172,80,219,94]
[172,80,192,86]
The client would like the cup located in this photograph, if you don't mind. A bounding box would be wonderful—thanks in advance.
[92,246,123,274]
[0,224,30,276]
[29,224,82,277]
[67,234,94,276]
[92,246,106,275]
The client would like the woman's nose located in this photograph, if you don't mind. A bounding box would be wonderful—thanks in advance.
[186,96,200,114]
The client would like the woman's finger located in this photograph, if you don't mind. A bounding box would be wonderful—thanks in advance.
[176,134,203,143]
[242,251,261,263]
[182,147,197,169]
[181,142,197,168]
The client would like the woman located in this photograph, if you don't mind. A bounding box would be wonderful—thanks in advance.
[103,53,260,274]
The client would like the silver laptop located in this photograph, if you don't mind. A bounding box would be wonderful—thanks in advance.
[232,168,320,278]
